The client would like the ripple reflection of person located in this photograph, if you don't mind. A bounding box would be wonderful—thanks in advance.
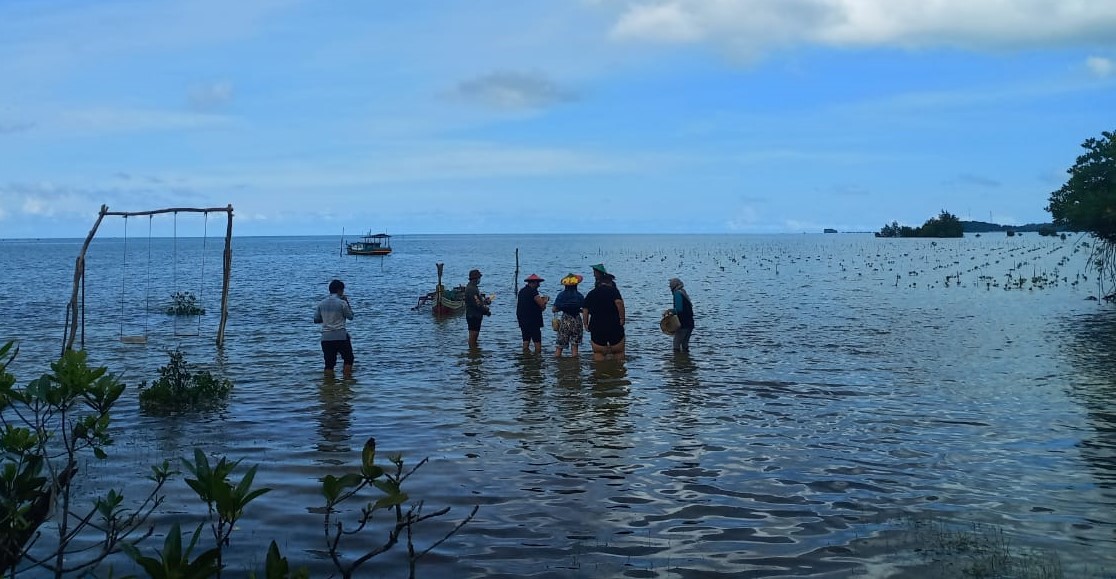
[317,373,354,456]
[587,357,630,426]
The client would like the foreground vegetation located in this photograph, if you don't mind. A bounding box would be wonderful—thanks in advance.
[0,340,477,578]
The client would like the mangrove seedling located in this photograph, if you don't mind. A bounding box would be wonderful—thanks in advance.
[138,349,232,413]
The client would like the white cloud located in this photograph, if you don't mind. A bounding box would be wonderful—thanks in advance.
[1086,56,1114,77]
[5,184,99,219]
[608,1,1116,59]
[611,3,705,44]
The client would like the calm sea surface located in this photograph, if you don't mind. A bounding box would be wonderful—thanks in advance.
[1,232,1114,577]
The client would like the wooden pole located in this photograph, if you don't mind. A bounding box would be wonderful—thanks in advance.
[64,205,108,355]
[216,204,233,347]
[514,248,519,294]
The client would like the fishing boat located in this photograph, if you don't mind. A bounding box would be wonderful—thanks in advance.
[347,232,392,256]
[413,263,466,315]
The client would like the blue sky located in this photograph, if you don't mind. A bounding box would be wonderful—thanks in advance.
[1,0,1114,238]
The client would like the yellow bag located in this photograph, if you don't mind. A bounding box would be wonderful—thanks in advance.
[660,310,680,335]
[551,316,560,332]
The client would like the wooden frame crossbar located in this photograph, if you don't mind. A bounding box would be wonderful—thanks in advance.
[63,204,234,354]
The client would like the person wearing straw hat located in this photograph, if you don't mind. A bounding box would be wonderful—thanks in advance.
[552,273,585,357]
[465,269,490,348]
[582,264,626,360]
[516,273,549,353]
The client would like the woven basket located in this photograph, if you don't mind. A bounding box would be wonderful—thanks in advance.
[660,311,680,335]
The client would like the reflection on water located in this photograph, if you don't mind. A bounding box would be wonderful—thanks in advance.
[316,374,354,458]
[1062,310,1116,494]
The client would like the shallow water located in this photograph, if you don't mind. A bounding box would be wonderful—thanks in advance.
[2,231,1114,577]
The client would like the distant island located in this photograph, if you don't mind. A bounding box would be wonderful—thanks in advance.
[959,220,1057,233]
[872,210,1063,238]
[827,220,1062,237]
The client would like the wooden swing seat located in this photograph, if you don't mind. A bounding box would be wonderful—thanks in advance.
[120,335,148,345]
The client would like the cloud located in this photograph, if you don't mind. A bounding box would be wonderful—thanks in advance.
[54,107,233,135]
[1,182,100,219]
[608,1,1116,59]
[1086,56,1114,78]
[450,71,577,111]
[188,81,234,112]
[947,173,1002,188]
[0,120,35,135]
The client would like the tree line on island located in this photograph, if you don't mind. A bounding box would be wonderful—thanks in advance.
[875,211,1061,238]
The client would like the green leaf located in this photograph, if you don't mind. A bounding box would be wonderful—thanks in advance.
[265,541,289,579]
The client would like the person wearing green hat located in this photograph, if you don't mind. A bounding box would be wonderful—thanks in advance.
[582,267,625,360]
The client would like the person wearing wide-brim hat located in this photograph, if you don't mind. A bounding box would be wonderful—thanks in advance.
[516,274,549,353]
[465,269,490,348]
[552,273,586,357]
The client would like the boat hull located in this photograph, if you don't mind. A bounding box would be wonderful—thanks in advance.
[432,290,465,315]
[347,247,392,256]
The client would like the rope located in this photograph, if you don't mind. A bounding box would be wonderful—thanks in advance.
[119,216,128,339]
[146,215,153,337]
[198,211,208,334]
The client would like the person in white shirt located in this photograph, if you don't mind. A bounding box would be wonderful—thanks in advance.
[314,279,354,376]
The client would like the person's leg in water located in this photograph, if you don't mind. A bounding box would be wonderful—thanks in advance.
[468,316,482,349]
[322,340,338,375]
[340,335,355,378]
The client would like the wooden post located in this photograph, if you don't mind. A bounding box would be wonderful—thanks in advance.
[216,204,233,347]
[514,248,519,294]
[64,205,108,355]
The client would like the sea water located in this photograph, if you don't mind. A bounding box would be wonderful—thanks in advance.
[0,232,1113,577]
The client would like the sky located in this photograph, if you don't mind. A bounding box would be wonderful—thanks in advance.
[1,0,1114,238]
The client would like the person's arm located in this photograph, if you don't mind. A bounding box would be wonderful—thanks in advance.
[673,291,683,314]
[582,307,590,328]
[534,293,549,309]
[314,304,323,324]
[342,298,354,320]
[616,298,625,326]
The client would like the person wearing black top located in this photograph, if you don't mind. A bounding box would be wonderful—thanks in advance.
[516,274,549,353]
[582,265,625,361]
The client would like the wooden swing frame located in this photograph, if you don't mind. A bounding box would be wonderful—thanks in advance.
[63,204,234,354]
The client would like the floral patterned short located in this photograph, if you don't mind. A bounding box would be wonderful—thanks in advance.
[555,312,583,347]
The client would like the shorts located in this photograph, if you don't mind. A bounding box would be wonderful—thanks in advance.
[321,337,354,369]
[590,326,625,347]
[519,325,542,343]
[556,313,583,347]
[467,316,483,332]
